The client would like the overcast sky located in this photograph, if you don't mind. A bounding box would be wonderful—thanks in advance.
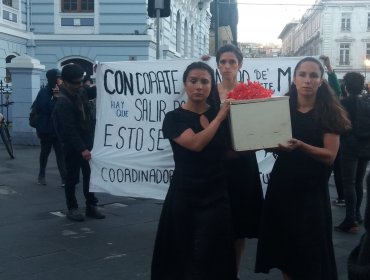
[237,0,318,45]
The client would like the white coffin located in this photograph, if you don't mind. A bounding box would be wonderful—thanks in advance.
[228,96,292,151]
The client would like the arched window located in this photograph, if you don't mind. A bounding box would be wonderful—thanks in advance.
[176,11,181,53]
[184,20,188,57]
[5,55,16,83]
[61,58,93,77]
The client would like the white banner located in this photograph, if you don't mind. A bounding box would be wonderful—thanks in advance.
[90,57,305,199]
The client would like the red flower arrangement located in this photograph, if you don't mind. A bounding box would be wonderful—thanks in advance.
[227,81,273,100]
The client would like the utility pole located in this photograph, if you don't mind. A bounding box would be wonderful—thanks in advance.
[148,0,170,59]
[155,0,163,59]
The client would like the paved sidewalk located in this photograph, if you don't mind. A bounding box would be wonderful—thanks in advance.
[0,145,367,280]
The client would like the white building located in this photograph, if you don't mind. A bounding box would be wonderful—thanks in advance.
[0,0,212,83]
[279,0,370,81]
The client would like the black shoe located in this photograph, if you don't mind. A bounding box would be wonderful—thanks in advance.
[66,208,85,222]
[37,176,46,185]
[86,206,105,219]
[335,221,359,233]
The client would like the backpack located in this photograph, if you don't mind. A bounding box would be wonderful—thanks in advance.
[29,103,39,128]
[352,95,370,140]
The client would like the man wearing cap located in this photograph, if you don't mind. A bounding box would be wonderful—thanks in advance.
[33,69,67,187]
[53,63,105,222]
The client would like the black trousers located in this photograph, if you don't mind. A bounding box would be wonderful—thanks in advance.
[38,134,66,182]
[341,148,369,223]
[64,151,98,210]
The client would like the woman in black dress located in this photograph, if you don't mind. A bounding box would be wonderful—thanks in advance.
[151,62,236,280]
[208,44,263,277]
[255,57,351,280]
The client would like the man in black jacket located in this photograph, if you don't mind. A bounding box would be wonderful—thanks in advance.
[34,69,66,186]
[53,63,105,222]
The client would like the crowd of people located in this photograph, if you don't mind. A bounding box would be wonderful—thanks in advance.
[31,46,370,280]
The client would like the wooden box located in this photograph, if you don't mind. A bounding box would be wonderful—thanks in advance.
[228,96,292,151]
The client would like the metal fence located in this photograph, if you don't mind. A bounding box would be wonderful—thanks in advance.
[0,80,13,126]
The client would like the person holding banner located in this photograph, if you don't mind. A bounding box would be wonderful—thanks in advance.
[208,44,263,277]
[255,57,351,280]
[151,62,236,280]
[53,64,105,222]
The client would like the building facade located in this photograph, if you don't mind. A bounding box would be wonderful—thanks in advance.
[279,0,370,81]
[0,0,212,83]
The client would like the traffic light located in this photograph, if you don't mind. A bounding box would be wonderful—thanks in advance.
[147,0,171,18]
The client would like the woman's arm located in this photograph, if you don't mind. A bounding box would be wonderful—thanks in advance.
[173,102,230,152]
[278,133,339,166]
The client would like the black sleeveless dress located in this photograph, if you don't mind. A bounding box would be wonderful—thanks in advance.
[255,109,338,280]
[151,107,236,280]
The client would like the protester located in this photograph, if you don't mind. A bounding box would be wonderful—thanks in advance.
[348,173,370,279]
[33,69,66,187]
[207,44,263,278]
[53,63,105,222]
[151,62,236,280]
[335,72,370,233]
[320,55,346,207]
[255,57,351,280]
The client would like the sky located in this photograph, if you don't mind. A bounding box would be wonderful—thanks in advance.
[237,0,318,45]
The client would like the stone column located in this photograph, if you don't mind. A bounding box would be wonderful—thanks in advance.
[7,55,45,145]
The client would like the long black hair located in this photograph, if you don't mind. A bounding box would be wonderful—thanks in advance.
[286,57,351,134]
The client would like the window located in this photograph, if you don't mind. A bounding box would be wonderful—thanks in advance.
[341,13,351,32]
[184,20,188,57]
[339,43,350,65]
[62,0,94,13]
[368,13,370,31]
[366,43,370,60]
[2,0,12,7]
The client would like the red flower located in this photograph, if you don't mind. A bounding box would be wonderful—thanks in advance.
[227,81,273,100]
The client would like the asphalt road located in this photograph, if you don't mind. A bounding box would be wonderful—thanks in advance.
[0,145,366,280]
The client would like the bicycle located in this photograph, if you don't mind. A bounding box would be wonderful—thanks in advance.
[0,112,14,159]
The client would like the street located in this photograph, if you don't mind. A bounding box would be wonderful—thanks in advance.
[0,145,366,280]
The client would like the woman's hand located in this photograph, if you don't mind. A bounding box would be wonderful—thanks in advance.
[278,133,339,165]
[278,138,302,151]
[216,99,231,122]
[201,55,211,61]
[319,55,333,73]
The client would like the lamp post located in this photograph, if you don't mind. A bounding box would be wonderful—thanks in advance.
[215,0,219,51]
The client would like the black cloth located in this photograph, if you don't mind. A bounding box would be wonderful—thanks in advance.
[64,150,97,209]
[34,85,66,182]
[211,88,263,238]
[341,95,370,158]
[53,88,97,210]
[255,109,338,280]
[38,133,66,182]
[53,89,94,153]
[34,85,58,136]
[151,107,236,280]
